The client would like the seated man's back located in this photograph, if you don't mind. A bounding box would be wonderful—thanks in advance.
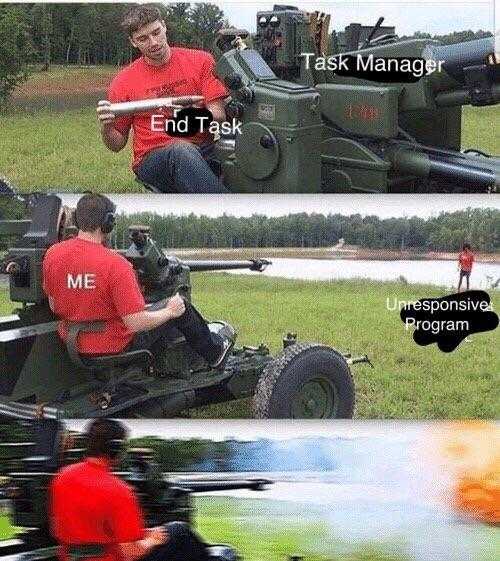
[43,237,145,355]
[50,420,211,561]
[51,457,145,555]
[43,193,230,369]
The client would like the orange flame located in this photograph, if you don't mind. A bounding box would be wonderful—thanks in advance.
[435,421,499,525]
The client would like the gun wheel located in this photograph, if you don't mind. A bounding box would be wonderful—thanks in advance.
[252,343,355,419]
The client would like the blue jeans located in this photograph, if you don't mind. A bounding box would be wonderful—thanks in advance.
[141,522,209,561]
[136,141,228,193]
[127,301,223,367]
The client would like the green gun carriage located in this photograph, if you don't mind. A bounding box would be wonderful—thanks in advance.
[0,195,371,420]
[0,418,273,561]
[209,5,500,193]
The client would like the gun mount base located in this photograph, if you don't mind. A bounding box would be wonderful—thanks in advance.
[0,328,372,419]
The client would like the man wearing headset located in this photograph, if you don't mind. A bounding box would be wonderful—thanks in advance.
[42,193,234,368]
[50,418,210,561]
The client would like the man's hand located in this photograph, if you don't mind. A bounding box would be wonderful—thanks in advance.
[120,527,168,561]
[4,262,18,274]
[97,100,129,152]
[206,99,227,122]
[165,293,186,319]
[145,526,169,545]
[97,100,116,126]
[122,293,185,333]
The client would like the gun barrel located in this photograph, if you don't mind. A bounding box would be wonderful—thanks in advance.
[423,36,499,107]
[435,82,500,107]
[173,477,272,492]
[387,143,499,192]
[425,37,496,84]
[106,96,204,116]
[184,258,271,272]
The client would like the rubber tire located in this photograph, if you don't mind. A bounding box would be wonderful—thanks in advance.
[252,342,355,419]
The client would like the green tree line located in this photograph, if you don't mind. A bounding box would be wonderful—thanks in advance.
[400,29,492,45]
[112,208,500,252]
[0,2,226,104]
[128,437,232,472]
[0,194,25,250]
[0,2,493,105]
[0,420,231,474]
[0,199,498,252]
[3,3,225,67]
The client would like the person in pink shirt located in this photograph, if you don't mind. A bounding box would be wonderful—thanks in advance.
[457,243,474,292]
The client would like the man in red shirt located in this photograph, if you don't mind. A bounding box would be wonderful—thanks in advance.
[457,243,475,292]
[42,193,234,367]
[97,4,228,193]
[50,418,209,561]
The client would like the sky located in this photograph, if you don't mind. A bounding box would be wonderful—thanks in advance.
[214,1,495,36]
[58,194,500,219]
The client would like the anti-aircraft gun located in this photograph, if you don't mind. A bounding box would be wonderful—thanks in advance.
[0,194,370,419]
[0,418,272,561]
[212,5,500,192]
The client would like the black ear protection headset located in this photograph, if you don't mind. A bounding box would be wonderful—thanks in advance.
[74,194,116,234]
[100,209,116,234]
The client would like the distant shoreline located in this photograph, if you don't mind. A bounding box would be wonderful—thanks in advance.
[0,249,498,289]
[170,247,500,264]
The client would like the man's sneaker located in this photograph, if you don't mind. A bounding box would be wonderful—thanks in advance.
[210,322,236,369]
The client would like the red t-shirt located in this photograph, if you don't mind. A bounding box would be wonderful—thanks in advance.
[50,457,145,561]
[459,251,474,272]
[108,47,228,170]
[42,237,145,354]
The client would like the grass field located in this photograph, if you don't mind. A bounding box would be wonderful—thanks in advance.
[0,66,498,191]
[1,274,498,419]
[0,498,409,560]
[195,496,409,561]
[0,107,132,191]
[2,496,498,560]
[0,514,15,541]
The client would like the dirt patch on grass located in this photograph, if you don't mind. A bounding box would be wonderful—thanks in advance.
[6,66,118,111]
[12,66,117,98]
[13,67,118,98]
[12,82,108,98]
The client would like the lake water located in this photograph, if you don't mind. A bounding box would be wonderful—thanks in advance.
[227,258,500,288]
[2,259,498,290]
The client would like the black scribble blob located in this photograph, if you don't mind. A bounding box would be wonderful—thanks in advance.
[335,56,428,83]
[400,290,498,353]
[165,107,213,137]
